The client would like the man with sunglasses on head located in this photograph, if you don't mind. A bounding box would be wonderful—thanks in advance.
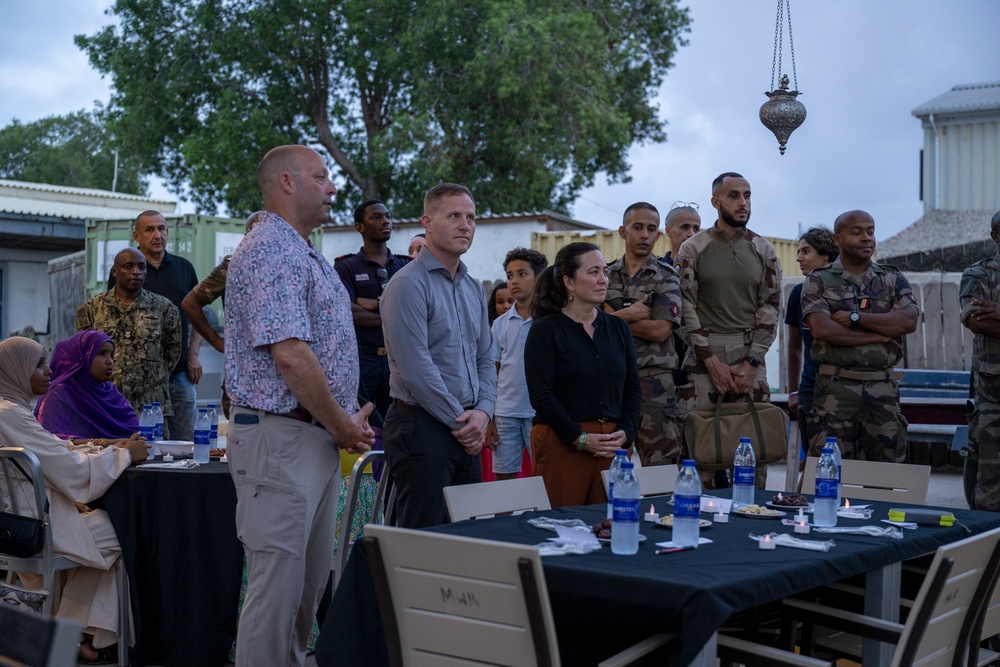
[334,200,410,418]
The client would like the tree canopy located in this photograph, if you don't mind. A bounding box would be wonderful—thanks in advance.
[77,0,690,218]
[0,109,148,195]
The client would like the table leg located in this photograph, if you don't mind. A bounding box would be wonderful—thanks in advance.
[685,632,717,667]
[863,561,901,665]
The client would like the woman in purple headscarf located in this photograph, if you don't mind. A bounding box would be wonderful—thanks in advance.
[34,331,140,440]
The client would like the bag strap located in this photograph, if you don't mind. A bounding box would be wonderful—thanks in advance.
[712,395,769,463]
[4,457,50,516]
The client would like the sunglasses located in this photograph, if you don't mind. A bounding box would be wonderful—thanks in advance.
[670,201,699,211]
[377,267,388,290]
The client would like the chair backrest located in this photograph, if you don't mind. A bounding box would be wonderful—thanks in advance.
[0,603,81,667]
[601,465,679,498]
[443,477,551,522]
[801,457,930,504]
[0,447,58,614]
[365,524,561,667]
[892,526,1000,667]
[334,449,393,587]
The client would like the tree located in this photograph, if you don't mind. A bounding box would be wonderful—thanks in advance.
[77,0,690,218]
[0,109,148,195]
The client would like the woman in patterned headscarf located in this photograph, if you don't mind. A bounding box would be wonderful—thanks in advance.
[34,330,139,440]
[0,336,148,664]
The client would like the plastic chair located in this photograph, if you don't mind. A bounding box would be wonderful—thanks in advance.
[0,603,81,667]
[443,476,551,522]
[0,447,129,666]
[332,449,394,589]
[601,464,679,498]
[801,457,930,504]
[717,525,1000,667]
[365,524,677,666]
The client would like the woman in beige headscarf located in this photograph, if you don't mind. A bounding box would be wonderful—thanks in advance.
[0,336,148,664]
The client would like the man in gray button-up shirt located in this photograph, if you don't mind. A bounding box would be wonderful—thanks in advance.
[380,182,497,527]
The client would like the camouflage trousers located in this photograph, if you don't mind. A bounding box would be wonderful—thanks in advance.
[634,369,684,467]
[972,372,1000,512]
[677,333,770,487]
[806,374,907,462]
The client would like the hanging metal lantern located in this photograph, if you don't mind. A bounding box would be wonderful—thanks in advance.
[760,1,806,155]
[760,75,806,155]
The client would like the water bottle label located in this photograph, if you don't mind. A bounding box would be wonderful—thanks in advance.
[210,425,219,438]
[612,498,639,523]
[140,426,155,440]
[675,495,700,518]
[734,466,755,486]
[154,424,164,439]
[837,464,842,483]
[607,482,615,501]
[195,430,211,445]
[816,479,838,499]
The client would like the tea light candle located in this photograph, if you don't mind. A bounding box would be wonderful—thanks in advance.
[759,534,776,550]
[220,454,228,463]
[162,454,174,462]
[713,511,729,524]
[644,504,660,523]
[794,521,811,534]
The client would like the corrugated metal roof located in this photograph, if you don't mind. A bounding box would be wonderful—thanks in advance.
[0,178,176,220]
[912,81,1000,117]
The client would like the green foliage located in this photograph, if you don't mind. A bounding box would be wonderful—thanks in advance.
[76,0,690,217]
[0,109,148,195]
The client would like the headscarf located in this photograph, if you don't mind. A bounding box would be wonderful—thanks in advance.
[0,336,45,409]
[34,331,139,440]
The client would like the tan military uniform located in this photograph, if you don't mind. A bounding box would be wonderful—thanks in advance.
[676,224,781,485]
[606,254,682,465]
[961,250,1000,511]
[800,258,918,462]
[76,289,182,418]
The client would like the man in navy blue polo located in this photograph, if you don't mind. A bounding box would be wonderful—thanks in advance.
[334,200,410,419]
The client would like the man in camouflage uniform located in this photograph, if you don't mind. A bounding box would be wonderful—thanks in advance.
[801,210,918,462]
[676,173,781,485]
[77,247,182,423]
[604,202,683,465]
[960,210,1000,511]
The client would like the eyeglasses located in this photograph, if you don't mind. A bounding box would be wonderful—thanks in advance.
[670,201,699,211]
[377,267,389,290]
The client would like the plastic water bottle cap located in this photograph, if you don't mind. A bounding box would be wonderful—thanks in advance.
[621,461,634,469]
[682,459,696,467]
[825,437,837,443]
[740,437,751,443]
[616,449,628,455]
[821,447,833,454]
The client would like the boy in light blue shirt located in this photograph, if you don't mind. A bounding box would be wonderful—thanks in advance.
[489,247,548,480]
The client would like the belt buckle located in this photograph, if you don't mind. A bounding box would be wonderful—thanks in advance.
[377,347,387,356]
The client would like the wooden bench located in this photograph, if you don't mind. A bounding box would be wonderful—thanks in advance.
[899,369,970,466]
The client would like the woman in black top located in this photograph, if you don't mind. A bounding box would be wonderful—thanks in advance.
[525,242,641,508]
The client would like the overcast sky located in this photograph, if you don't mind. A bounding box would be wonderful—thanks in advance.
[2,0,999,242]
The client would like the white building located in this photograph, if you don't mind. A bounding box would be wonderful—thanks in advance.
[0,179,176,337]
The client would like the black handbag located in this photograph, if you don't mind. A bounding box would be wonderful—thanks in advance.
[0,459,46,558]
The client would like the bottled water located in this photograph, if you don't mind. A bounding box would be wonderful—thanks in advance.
[826,437,842,507]
[673,459,702,548]
[606,449,628,519]
[611,461,640,555]
[151,401,164,439]
[139,405,155,442]
[207,404,219,448]
[814,447,839,527]
[731,437,756,509]
[193,409,211,464]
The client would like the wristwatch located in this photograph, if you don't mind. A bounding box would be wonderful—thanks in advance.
[850,311,861,328]
[743,356,761,368]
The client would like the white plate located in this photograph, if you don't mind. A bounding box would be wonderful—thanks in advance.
[597,534,648,545]
[732,508,786,520]
[766,501,814,513]
[655,516,713,529]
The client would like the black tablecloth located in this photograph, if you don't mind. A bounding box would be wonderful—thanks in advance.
[316,489,1000,666]
[102,461,243,667]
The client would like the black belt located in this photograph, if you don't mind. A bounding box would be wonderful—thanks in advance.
[235,405,318,425]
[393,398,476,412]
[359,345,388,356]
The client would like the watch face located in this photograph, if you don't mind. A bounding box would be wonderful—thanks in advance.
[850,312,860,322]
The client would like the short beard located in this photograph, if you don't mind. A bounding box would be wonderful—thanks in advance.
[720,207,750,228]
